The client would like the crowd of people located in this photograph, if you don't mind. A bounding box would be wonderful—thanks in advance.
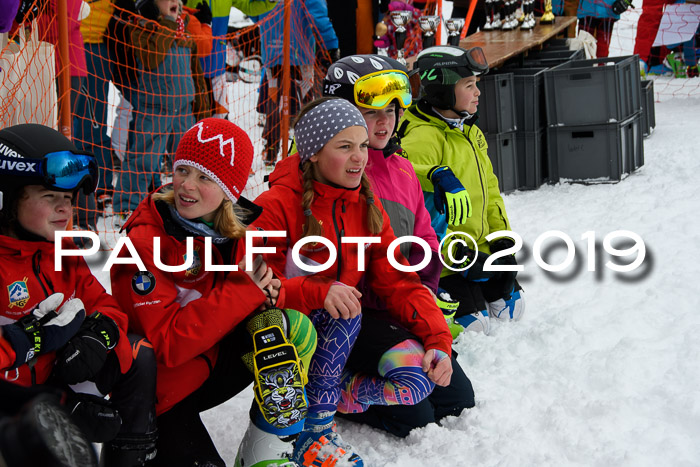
[0,41,525,466]
[0,0,689,466]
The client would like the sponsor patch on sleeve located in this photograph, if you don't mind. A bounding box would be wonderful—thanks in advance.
[131,271,156,296]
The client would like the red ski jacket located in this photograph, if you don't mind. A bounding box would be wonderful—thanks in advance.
[253,154,452,357]
[0,235,132,386]
[110,191,267,414]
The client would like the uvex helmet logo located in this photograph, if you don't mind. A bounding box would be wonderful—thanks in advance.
[0,142,24,159]
[0,158,38,174]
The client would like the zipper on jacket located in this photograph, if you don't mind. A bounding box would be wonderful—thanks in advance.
[332,200,342,281]
[463,128,487,243]
[32,251,52,298]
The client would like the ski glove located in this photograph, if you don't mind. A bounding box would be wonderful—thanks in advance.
[490,238,518,298]
[428,165,472,226]
[1,294,86,370]
[136,0,160,21]
[193,1,212,25]
[452,242,497,282]
[611,0,633,15]
[52,312,119,385]
[64,391,122,443]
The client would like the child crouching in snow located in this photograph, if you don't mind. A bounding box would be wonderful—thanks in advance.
[252,97,455,466]
[110,118,317,466]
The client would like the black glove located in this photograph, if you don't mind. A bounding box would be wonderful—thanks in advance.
[490,238,518,298]
[135,0,160,21]
[52,313,120,385]
[328,48,341,63]
[611,0,633,15]
[194,1,212,25]
[316,48,340,69]
[15,0,44,24]
[64,391,122,443]
[1,294,85,369]
[450,242,497,282]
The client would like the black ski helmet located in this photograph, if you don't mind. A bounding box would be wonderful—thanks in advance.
[323,54,412,139]
[415,45,489,113]
[0,124,97,220]
[323,54,411,104]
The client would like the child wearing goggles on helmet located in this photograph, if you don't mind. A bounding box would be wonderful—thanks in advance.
[319,54,475,438]
[0,124,158,466]
[252,97,454,466]
[399,45,525,334]
[109,118,318,467]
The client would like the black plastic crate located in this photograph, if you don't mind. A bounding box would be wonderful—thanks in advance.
[547,111,642,183]
[544,55,642,127]
[527,48,585,62]
[486,131,518,193]
[515,129,546,190]
[504,67,548,132]
[627,111,644,171]
[477,73,517,133]
[640,79,656,137]
[523,49,585,68]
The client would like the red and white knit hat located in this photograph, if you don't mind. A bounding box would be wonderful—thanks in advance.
[174,118,254,202]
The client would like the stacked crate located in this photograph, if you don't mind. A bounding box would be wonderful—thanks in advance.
[477,73,518,193]
[543,56,644,183]
[640,80,656,137]
[497,47,583,190]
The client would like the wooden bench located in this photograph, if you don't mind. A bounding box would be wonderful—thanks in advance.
[406,17,578,70]
[459,17,578,69]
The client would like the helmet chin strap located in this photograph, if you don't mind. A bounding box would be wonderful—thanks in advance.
[454,108,474,119]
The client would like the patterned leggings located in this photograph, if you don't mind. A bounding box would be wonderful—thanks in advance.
[306,310,433,416]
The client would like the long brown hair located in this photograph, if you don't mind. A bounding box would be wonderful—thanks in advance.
[295,98,384,237]
[152,187,248,239]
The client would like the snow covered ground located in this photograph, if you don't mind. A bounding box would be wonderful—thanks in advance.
[90,8,700,466]
[200,13,700,467]
[189,95,700,467]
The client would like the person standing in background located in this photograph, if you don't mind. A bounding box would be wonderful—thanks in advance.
[250,0,339,166]
[183,0,278,119]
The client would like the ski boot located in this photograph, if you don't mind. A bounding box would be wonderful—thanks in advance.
[487,287,526,321]
[291,413,363,467]
[436,289,464,339]
[455,309,490,335]
[234,421,298,467]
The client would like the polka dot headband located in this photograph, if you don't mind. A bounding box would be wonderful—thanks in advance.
[294,99,368,164]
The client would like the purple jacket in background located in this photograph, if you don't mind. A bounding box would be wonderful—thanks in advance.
[0,0,20,33]
[359,145,443,311]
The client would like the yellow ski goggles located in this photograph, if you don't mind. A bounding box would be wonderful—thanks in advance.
[353,70,413,109]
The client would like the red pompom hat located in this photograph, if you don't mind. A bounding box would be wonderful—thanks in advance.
[174,118,254,202]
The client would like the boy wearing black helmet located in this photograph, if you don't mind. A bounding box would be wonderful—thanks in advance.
[320,55,476,439]
[0,124,158,466]
[399,45,525,333]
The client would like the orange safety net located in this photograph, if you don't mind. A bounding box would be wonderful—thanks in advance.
[1,0,333,249]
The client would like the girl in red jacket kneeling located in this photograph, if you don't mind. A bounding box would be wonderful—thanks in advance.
[110,118,317,467]
[253,98,455,467]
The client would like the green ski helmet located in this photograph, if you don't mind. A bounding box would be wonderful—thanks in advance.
[415,45,489,116]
